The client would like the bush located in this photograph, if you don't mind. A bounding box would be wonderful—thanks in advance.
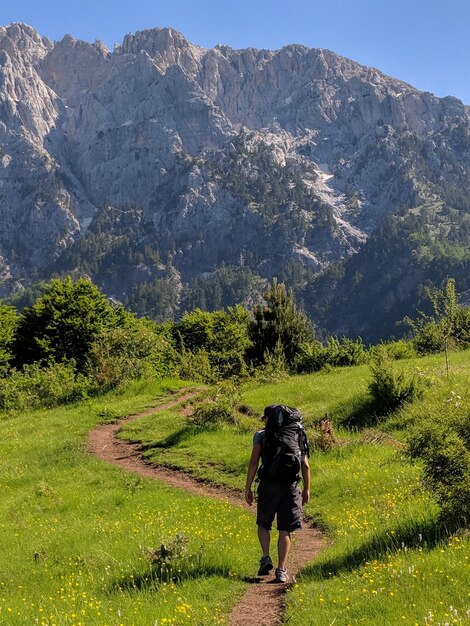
[145,532,202,584]
[189,401,234,429]
[294,336,367,373]
[14,277,132,371]
[412,321,447,354]
[0,304,18,376]
[370,339,417,361]
[294,341,329,373]
[407,279,470,356]
[325,336,368,367]
[189,381,242,428]
[453,305,470,348]
[0,362,90,413]
[308,417,341,452]
[249,279,314,367]
[178,349,217,384]
[369,355,423,416]
[86,321,179,391]
[173,305,251,379]
[407,389,470,525]
[254,340,290,383]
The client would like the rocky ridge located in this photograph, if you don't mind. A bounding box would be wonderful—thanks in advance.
[1,23,469,338]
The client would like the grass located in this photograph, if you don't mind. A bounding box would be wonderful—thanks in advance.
[0,378,259,625]
[119,349,470,625]
[285,533,470,625]
[241,364,372,425]
[1,349,469,625]
[119,363,375,489]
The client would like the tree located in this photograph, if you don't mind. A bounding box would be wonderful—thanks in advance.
[0,304,18,375]
[405,278,468,374]
[14,277,132,371]
[435,279,458,375]
[249,279,314,367]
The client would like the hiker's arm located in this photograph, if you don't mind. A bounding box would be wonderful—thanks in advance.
[301,456,310,505]
[245,443,262,506]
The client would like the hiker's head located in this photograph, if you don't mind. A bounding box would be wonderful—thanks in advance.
[263,405,278,422]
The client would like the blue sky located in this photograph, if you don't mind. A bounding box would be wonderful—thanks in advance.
[2,0,469,103]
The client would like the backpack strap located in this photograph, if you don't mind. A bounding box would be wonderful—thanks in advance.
[299,426,310,458]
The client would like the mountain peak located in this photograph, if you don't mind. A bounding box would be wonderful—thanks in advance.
[119,26,205,73]
[0,22,52,59]
[4,22,42,39]
[120,26,199,55]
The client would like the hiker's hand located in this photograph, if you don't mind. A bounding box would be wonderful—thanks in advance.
[245,489,254,506]
[302,489,310,505]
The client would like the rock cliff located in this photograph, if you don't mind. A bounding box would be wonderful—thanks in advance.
[1,23,469,338]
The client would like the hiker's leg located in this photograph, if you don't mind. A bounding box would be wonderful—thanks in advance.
[258,526,271,557]
[256,481,277,558]
[277,530,291,569]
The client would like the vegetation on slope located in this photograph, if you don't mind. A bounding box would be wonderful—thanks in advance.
[1,274,469,624]
[0,380,258,625]
[120,350,470,625]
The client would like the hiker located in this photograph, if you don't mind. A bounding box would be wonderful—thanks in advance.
[244,404,310,583]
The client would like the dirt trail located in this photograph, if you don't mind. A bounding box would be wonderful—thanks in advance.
[87,390,326,626]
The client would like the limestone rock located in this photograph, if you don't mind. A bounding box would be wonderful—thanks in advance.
[0,23,468,339]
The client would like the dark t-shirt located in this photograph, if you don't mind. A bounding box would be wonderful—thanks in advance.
[253,429,265,446]
[253,429,267,464]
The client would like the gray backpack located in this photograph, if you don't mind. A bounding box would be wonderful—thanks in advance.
[258,405,309,483]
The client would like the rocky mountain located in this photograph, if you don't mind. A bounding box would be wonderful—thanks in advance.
[0,23,469,339]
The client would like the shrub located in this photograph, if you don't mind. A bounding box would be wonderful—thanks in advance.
[189,380,242,428]
[294,336,367,373]
[308,417,341,452]
[189,401,234,429]
[453,305,470,348]
[0,304,18,376]
[173,305,251,379]
[324,336,368,367]
[412,321,447,354]
[407,390,470,525]
[178,349,217,384]
[294,341,329,373]
[370,339,417,361]
[249,279,314,367]
[0,362,90,413]
[145,533,202,584]
[369,355,423,415]
[86,321,179,391]
[407,278,470,359]
[254,340,290,382]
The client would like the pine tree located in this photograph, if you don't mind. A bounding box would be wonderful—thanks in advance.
[249,278,314,366]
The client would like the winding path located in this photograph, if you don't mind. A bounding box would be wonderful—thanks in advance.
[87,390,326,626]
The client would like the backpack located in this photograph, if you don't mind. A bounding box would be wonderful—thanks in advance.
[258,404,309,484]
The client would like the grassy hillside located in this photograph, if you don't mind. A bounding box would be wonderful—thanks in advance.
[120,349,470,625]
[1,350,468,624]
[0,380,258,625]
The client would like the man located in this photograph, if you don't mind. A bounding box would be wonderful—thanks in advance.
[244,405,310,583]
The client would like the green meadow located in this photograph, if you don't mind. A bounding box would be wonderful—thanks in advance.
[120,350,470,625]
[1,350,469,625]
[0,380,256,625]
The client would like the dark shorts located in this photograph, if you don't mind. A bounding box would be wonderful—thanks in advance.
[256,479,302,532]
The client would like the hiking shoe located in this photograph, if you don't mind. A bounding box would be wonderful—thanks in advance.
[257,555,273,576]
[274,567,289,583]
